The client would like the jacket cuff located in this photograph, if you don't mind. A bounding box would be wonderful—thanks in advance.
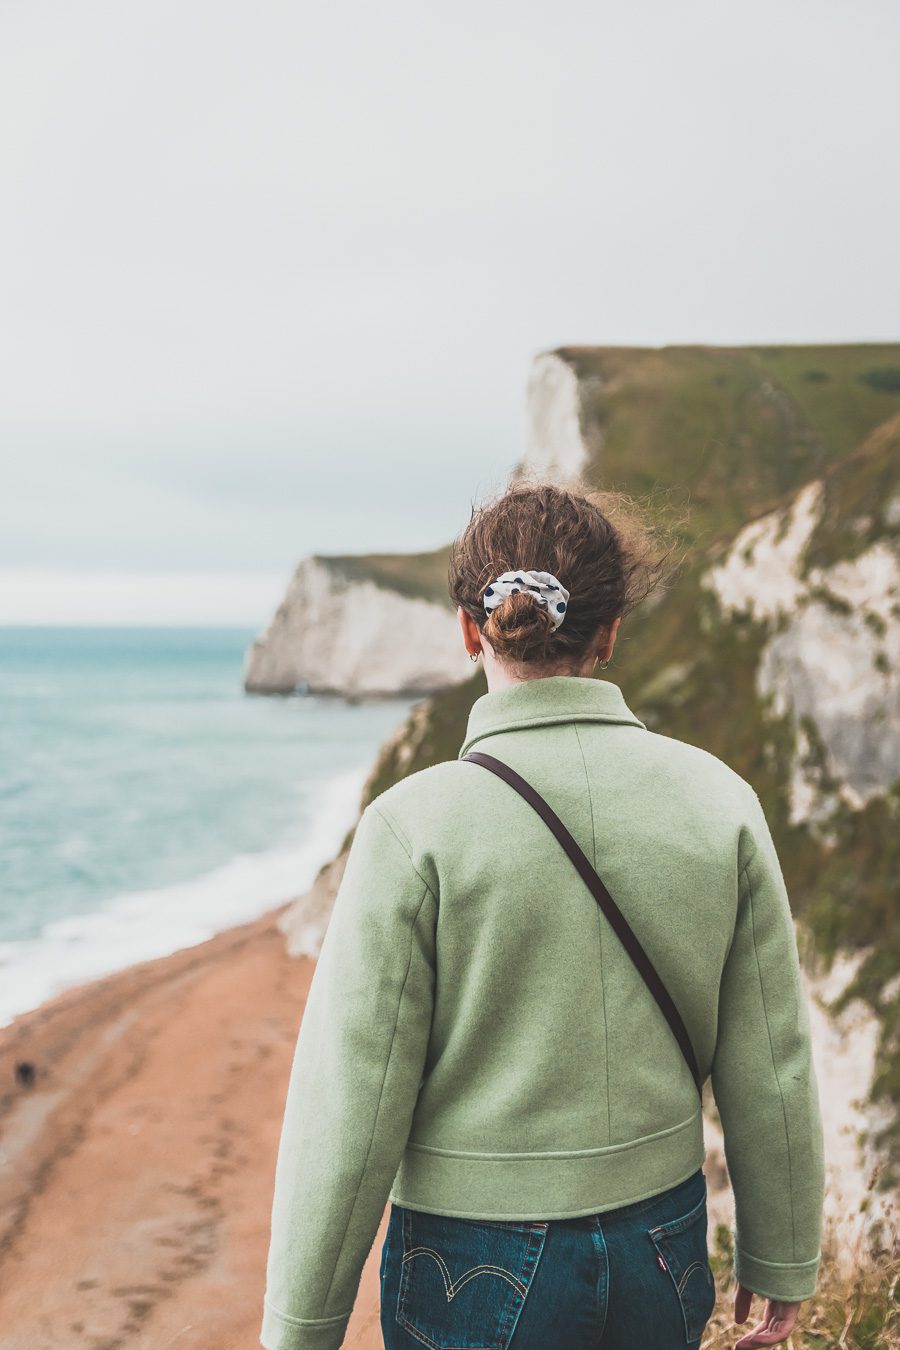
[733,1246,821,1302]
[260,1299,353,1350]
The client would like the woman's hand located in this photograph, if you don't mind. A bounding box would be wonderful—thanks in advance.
[733,1284,802,1347]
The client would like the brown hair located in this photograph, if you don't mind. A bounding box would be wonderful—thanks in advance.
[448,476,684,671]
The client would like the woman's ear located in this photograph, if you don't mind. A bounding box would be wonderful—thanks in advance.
[599,615,622,663]
[458,606,481,658]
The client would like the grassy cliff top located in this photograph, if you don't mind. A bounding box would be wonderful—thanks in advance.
[553,343,900,550]
[313,347,900,613]
[313,545,453,608]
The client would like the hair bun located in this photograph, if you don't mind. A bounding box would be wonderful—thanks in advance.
[483,569,569,630]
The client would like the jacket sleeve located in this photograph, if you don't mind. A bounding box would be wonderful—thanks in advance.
[710,789,826,1303]
[260,799,437,1350]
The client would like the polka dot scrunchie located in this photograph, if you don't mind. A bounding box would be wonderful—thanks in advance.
[482,569,570,631]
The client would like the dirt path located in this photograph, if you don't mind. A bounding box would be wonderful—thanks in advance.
[0,908,385,1350]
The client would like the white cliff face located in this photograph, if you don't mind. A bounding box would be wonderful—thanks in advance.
[704,481,825,622]
[246,349,592,700]
[519,352,589,484]
[702,482,900,827]
[244,556,473,697]
[758,559,900,819]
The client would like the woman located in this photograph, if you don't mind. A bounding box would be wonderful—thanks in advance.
[261,482,825,1350]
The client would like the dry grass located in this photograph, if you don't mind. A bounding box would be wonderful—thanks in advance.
[702,1168,899,1349]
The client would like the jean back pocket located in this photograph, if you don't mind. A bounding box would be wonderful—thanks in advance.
[397,1206,548,1350]
[646,1190,716,1344]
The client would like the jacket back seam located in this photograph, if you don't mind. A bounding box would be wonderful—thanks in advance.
[574,722,612,1147]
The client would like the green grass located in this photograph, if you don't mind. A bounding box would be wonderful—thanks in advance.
[316,544,454,608]
[803,412,900,570]
[554,343,900,552]
[752,345,900,461]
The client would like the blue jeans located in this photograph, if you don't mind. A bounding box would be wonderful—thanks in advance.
[379,1166,716,1349]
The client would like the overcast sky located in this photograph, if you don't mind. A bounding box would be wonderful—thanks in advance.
[2,0,898,624]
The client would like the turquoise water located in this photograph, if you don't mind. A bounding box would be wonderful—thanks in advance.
[0,628,417,1022]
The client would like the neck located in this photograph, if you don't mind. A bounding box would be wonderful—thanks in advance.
[484,654,598,692]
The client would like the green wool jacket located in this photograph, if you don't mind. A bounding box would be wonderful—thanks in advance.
[261,675,825,1350]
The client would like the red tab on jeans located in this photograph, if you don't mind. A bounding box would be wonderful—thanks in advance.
[656,1253,668,1272]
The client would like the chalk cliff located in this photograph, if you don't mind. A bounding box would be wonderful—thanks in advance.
[702,420,900,830]
[517,351,590,484]
[243,548,471,697]
[243,351,599,699]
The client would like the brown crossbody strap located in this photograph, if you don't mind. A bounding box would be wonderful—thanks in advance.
[462,749,703,1099]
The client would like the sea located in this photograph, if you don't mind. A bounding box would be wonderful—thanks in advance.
[0,627,418,1026]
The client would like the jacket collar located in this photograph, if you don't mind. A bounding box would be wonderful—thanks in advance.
[457,675,647,758]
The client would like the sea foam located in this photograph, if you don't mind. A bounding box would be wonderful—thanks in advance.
[0,764,368,1027]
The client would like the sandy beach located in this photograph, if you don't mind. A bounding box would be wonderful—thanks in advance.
[0,907,385,1350]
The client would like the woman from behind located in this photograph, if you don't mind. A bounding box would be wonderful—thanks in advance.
[261,481,825,1350]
